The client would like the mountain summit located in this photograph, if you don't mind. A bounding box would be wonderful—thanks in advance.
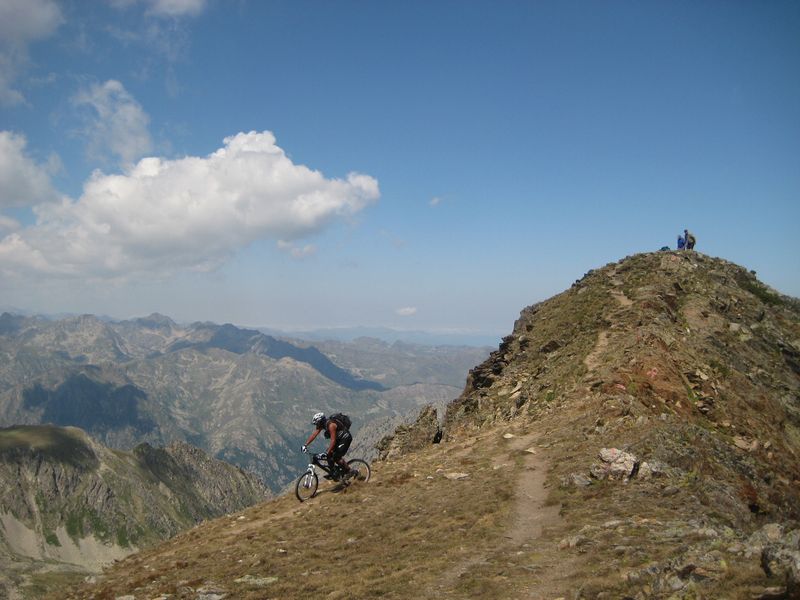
[59,252,800,599]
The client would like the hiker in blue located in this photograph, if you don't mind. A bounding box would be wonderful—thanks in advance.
[302,412,353,479]
[677,234,686,250]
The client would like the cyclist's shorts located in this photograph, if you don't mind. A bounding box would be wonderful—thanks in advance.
[331,430,352,461]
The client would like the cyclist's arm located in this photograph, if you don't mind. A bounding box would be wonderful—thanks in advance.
[326,422,337,455]
[305,428,321,446]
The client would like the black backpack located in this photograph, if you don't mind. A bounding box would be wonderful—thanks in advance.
[329,412,351,431]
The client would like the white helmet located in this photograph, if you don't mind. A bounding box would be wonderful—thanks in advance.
[311,412,326,426]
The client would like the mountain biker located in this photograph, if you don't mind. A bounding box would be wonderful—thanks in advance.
[302,412,352,480]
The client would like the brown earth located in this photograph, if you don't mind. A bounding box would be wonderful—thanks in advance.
[51,422,574,600]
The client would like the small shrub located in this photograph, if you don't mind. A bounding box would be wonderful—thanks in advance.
[65,512,83,538]
[44,531,60,546]
[708,359,730,378]
[116,528,130,548]
[735,274,783,306]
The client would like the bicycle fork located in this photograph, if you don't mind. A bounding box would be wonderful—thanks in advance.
[301,465,315,488]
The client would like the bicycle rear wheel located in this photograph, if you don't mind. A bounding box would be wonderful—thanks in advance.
[295,471,318,502]
[346,459,371,483]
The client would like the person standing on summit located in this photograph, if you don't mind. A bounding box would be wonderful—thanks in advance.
[684,229,696,251]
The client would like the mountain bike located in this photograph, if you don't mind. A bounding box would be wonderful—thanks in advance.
[295,452,371,502]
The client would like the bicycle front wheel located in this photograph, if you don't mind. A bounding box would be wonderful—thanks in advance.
[295,471,318,502]
[346,459,371,483]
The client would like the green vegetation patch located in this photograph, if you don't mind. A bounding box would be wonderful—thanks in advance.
[64,507,114,543]
[116,527,130,548]
[23,571,87,600]
[735,273,784,306]
[0,425,98,469]
[65,511,84,539]
[44,531,61,546]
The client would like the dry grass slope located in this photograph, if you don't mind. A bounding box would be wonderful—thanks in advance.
[54,427,563,600]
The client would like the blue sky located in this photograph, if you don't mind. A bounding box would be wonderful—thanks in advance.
[1,0,798,340]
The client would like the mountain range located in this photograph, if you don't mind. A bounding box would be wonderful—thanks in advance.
[0,313,488,496]
[262,325,503,348]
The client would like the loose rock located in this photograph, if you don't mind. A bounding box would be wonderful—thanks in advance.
[234,575,279,587]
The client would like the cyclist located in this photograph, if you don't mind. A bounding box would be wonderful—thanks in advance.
[302,412,353,480]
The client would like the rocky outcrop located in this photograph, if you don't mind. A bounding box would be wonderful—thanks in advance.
[376,405,442,460]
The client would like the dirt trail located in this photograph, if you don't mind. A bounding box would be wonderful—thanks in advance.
[609,271,633,307]
[584,330,609,372]
[503,433,560,547]
[584,278,634,373]
[611,289,633,307]
[435,430,564,599]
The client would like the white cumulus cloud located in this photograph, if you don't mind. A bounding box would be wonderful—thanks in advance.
[0,131,379,280]
[396,307,417,317]
[0,0,63,105]
[72,80,154,167]
[0,131,59,208]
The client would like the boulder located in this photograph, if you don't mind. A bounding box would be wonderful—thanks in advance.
[591,448,638,480]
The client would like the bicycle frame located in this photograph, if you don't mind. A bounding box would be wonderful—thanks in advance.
[306,453,339,479]
[296,453,369,501]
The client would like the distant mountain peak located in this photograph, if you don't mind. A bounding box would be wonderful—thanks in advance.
[131,313,177,329]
